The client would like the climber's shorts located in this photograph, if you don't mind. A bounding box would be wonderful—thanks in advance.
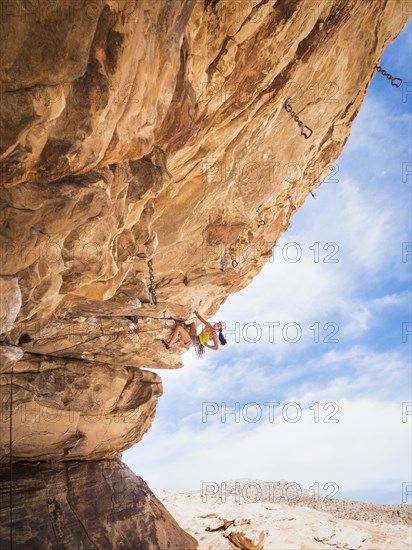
[185,334,199,348]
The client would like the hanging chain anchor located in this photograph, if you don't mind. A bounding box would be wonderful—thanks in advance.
[256,207,266,227]
[230,250,238,268]
[220,254,226,272]
[147,258,157,306]
[374,65,402,88]
[284,100,313,139]
[221,247,238,271]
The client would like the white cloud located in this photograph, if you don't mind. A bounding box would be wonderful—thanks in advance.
[124,398,410,499]
[125,340,410,501]
[369,290,411,310]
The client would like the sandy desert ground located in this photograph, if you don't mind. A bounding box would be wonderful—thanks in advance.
[156,479,412,550]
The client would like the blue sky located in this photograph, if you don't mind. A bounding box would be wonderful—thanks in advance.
[124,21,412,505]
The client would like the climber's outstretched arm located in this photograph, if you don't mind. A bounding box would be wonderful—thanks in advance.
[194,310,208,325]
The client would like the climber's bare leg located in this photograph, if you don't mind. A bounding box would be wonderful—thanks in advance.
[188,322,197,337]
[168,324,192,346]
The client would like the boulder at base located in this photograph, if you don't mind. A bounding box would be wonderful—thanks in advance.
[0,459,198,550]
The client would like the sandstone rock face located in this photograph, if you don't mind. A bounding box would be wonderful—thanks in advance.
[1,0,196,185]
[0,356,162,462]
[0,459,197,550]
[0,0,408,547]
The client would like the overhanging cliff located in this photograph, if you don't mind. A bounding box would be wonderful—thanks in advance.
[0,0,408,547]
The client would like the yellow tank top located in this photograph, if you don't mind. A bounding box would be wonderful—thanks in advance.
[198,329,210,345]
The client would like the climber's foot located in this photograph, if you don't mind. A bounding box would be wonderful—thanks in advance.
[161,339,171,350]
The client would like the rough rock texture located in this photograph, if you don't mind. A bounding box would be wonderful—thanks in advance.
[224,523,267,550]
[0,459,197,550]
[0,0,408,547]
[156,485,412,550]
[0,356,162,462]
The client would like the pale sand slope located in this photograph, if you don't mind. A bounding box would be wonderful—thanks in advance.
[155,480,412,550]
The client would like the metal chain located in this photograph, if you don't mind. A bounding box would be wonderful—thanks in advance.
[256,207,266,226]
[374,65,402,88]
[220,254,226,272]
[147,259,157,306]
[284,100,313,139]
[220,249,238,271]
[230,250,238,268]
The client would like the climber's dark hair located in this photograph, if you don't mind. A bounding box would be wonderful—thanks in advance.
[218,329,227,346]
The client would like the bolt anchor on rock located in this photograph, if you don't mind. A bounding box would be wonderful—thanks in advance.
[230,254,238,268]
[284,100,313,139]
[256,207,266,227]
[374,65,403,88]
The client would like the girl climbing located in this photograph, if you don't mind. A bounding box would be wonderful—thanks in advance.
[161,310,227,354]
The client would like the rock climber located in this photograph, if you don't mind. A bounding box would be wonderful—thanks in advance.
[161,310,227,353]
